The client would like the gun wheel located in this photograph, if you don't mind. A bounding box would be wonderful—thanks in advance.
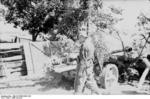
[101,64,119,89]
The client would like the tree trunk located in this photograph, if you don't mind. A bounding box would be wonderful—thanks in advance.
[32,33,38,41]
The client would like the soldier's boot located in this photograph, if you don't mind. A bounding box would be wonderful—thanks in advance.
[74,75,87,95]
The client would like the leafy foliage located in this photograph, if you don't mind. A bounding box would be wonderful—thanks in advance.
[0,0,88,41]
[0,0,122,42]
[137,13,150,32]
[0,0,64,41]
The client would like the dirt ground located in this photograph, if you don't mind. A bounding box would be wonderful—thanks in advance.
[0,84,149,95]
[0,72,150,95]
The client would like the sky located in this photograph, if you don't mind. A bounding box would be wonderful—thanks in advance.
[99,0,150,50]
[101,0,150,49]
[104,0,150,35]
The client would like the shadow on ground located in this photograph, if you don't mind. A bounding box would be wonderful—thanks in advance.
[122,90,149,95]
[35,70,74,92]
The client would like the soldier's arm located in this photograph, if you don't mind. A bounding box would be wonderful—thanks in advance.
[82,45,90,60]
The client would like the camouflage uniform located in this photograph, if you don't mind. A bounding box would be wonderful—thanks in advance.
[74,37,100,94]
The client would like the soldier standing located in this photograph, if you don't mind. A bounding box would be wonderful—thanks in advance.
[74,26,101,95]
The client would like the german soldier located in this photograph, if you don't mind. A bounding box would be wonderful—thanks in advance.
[74,25,101,94]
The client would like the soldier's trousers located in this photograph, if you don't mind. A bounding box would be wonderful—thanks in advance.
[74,67,101,95]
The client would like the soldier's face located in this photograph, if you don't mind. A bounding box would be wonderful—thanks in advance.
[78,26,87,44]
[79,35,86,44]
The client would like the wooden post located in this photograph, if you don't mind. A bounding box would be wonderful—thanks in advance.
[23,43,34,78]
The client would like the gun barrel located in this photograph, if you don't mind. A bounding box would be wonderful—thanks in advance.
[111,50,124,54]
[111,47,132,54]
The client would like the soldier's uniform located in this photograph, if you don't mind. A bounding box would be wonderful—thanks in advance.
[74,36,101,95]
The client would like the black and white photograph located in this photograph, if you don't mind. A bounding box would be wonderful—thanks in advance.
[0,0,150,95]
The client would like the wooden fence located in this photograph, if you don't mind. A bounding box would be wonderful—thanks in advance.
[0,43,27,79]
[0,41,78,86]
